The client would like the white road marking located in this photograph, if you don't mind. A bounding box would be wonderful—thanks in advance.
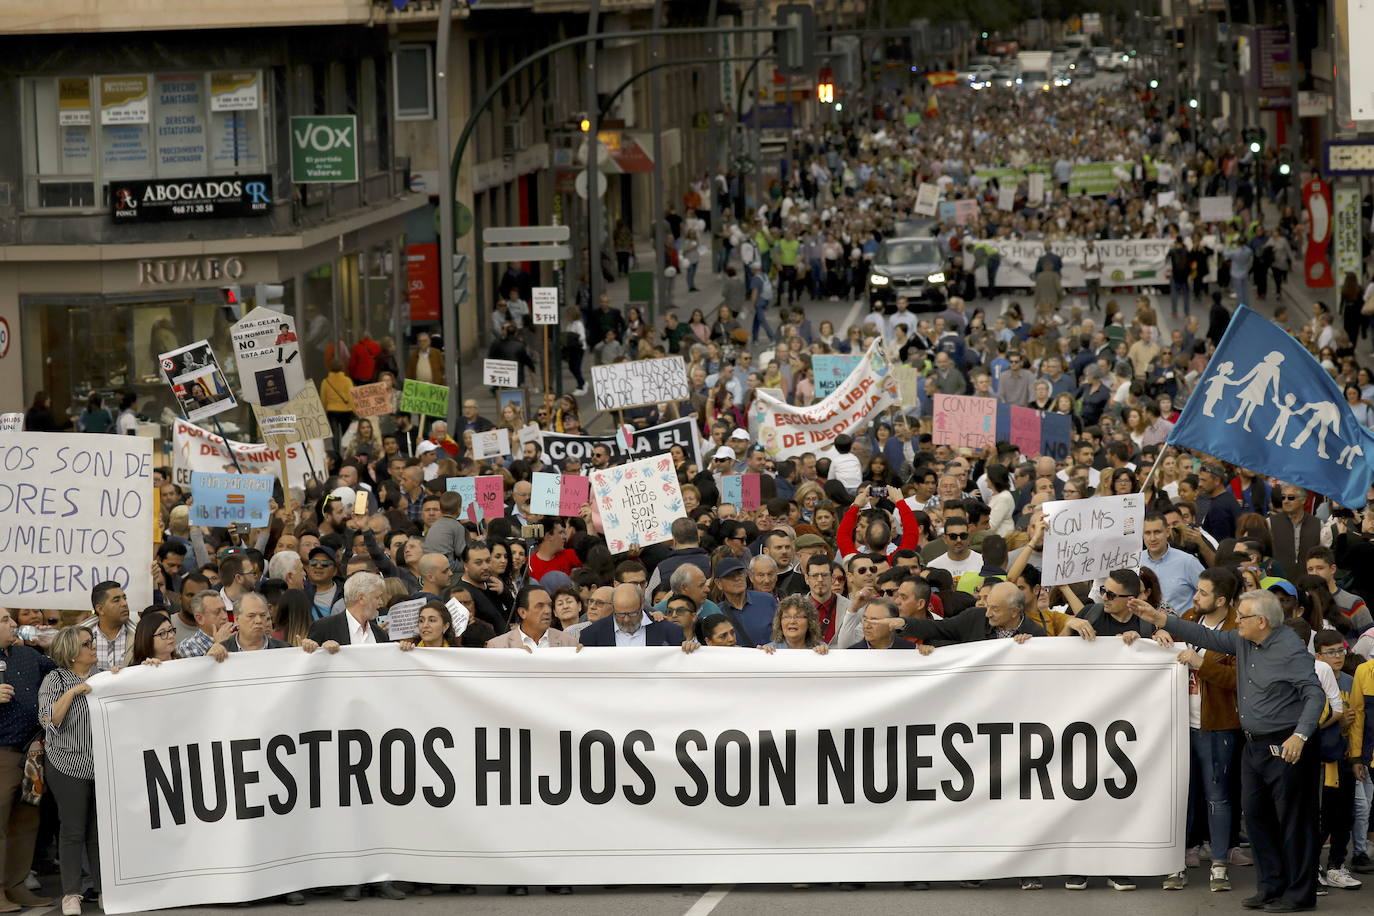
[683,884,733,916]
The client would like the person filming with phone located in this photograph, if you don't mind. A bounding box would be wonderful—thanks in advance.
[1131,587,1324,912]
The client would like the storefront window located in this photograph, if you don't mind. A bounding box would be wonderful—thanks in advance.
[21,293,252,437]
[22,70,269,210]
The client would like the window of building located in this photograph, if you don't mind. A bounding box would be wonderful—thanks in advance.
[393,44,434,121]
[21,70,270,210]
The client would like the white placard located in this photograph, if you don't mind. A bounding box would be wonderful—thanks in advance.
[997,185,1016,212]
[531,287,559,325]
[384,597,426,642]
[1027,172,1045,204]
[171,417,325,492]
[471,428,512,461]
[1198,195,1233,223]
[231,306,307,407]
[0,433,153,614]
[0,413,22,432]
[87,641,1186,913]
[517,423,542,446]
[1156,191,1177,209]
[445,597,471,637]
[913,182,940,217]
[1040,494,1145,587]
[259,414,296,438]
[590,453,682,551]
[483,359,519,388]
[590,356,690,412]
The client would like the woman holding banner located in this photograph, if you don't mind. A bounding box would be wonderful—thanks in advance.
[38,628,100,916]
[761,596,830,654]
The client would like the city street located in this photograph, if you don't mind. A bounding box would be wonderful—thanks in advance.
[125,876,1371,916]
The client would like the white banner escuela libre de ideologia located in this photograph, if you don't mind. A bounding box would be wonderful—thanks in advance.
[172,418,325,491]
[0,433,154,613]
[90,641,1186,913]
[752,340,898,458]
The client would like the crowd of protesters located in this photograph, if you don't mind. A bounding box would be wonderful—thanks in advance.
[4,58,1373,916]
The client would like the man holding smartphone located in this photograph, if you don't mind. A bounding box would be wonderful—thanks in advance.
[1131,589,1324,913]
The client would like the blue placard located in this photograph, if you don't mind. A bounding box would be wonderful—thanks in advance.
[190,471,274,526]
[813,354,863,399]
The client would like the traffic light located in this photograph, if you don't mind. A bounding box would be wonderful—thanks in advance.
[575,113,591,133]
[218,285,242,322]
[775,3,816,78]
[817,80,834,104]
[452,253,470,305]
[1242,127,1266,155]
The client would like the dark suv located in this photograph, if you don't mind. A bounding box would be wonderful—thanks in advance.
[867,237,948,310]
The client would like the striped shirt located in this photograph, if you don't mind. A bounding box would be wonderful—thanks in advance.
[38,668,93,780]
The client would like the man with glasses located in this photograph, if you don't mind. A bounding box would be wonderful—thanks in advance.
[804,555,850,646]
[712,558,777,648]
[565,586,614,641]
[304,546,343,619]
[1071,569,1157,640]
[926,515,982,579]
[1312,631,1362,890]
[1140,513,1204,614]
[1132,589,1324,913]
[578,583,684,647]
[998,351,1035,407]
[1268,485,1319,581]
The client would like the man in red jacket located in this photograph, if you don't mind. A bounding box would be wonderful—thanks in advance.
[349,334,381,383]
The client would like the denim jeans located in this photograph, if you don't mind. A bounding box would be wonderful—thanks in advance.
[752,298,774,343]
[1170,279,1191,315]
[1190,728,1239,863]
[1352,772,1372,855]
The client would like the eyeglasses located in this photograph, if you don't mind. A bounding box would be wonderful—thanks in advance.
[1102,589,1137,601]
[1281,495,1302,502]
[308,560,334,568]
[1235,613,1261,621]
[852,566,875,574]
[154,628,176,639]
[945,531,969,540]
[780,613,809,622]
[878,587,899,596]
[1318,647,1347,657]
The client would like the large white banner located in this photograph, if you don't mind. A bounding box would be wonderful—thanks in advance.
[171,418,325,492]
[978,238,1173,289]
[0,433,153,612]
[751,340,898,458]
[90,641,1186,912]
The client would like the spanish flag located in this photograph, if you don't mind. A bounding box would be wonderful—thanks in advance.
[926,71,958,88]
[924,93,939,119]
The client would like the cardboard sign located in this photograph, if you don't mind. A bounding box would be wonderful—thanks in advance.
[1008,406,1041,457]
[719,473,762,511]
[590,453,682,552]
[384,597,426,642]
[590,356,690,411]
[189,471,274,527]
[914,182,940,217]
[953,199,979,226]
[0,433,154,615]
[1040,494,1144,588]
[997,185,1016,212]
[484,359,520,388]
[1198,195,1233,223]
[1027,172,1045,204]
[399,379,449,419]
[471,428,511,461]
[230,306,306,407]
[252,387,331,445]
[444,475,505,522]
[530,471,592,516]
[893,366,921,409]
[158,340,237,423]
[931,394,996,451]
[531,287,559,325]
[349,382,395,419]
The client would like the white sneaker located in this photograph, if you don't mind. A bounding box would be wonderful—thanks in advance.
[1325,867,1363,889]
[573,387,587,396]
[61,895,81,916]
[24,872,40,892]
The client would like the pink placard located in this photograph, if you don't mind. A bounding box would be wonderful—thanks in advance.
[1009,406,1042,457]
[932,394,997,451]
[559,474,591,515]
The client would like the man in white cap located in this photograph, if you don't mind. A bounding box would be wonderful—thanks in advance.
[728,428,751,472]
[417,439,441,480]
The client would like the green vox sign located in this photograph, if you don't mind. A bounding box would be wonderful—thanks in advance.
[290,115,358,183]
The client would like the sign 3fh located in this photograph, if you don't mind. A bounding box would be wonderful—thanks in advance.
[290,116,358,184]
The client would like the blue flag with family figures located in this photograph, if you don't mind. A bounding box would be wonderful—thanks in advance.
[1168,305,1374,508]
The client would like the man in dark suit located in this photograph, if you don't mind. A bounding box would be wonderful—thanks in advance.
[307,572,392,648]
[578,583,684,647]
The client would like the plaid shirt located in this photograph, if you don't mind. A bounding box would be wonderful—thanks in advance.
[177,630,214,658]
[79,618,137,673]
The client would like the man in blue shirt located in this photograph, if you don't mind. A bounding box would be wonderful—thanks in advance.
[1140,513,1205,612]
[714,558,777,648]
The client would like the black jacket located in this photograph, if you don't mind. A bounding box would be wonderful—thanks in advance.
[899,610,1046,644]
[306,611,390,645]
[577,617,684,647]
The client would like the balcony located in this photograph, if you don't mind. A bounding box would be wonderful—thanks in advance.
[4,0,375,34]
